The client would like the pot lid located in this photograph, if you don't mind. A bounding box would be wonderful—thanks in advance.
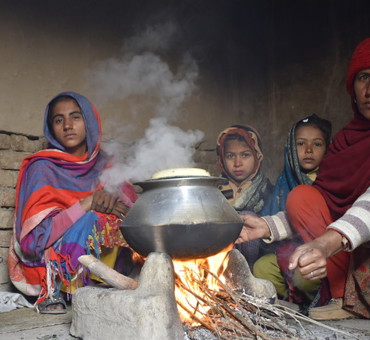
[151,167,211,180]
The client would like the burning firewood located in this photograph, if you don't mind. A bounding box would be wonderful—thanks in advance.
[177,264,356,340]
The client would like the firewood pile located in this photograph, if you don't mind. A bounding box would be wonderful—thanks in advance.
[176,265,355,340]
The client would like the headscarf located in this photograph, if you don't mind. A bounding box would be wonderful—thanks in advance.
[44,92,101,158]
[8,92,136,303]
[216,125,272,213]
[314,38,370,220]
[217,125,263,182]
[262,114,332,216]
[346,38,370,104]
[15,92,106,244]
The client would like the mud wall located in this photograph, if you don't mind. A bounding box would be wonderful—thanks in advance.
[0,0,370,290]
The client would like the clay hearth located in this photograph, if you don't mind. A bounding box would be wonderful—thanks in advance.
[70,249,277,340]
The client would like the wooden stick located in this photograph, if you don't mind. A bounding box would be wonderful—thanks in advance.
[78,254,138,290]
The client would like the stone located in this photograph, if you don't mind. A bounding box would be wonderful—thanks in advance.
[223,249,277,303]
[70,252,184,340]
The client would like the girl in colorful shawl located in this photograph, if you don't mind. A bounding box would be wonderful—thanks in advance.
[216,125,273,268]
[236,37,370,320]
[8,92,137,314]
[254,114,332,311]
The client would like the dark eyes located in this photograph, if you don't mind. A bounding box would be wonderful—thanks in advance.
[71,113,82,120]
[53,113,82,125]
[225,153,252,159]
[357,73,370,81]
[296,141,324,147]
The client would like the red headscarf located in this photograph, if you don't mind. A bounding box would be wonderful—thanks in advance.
[313,38,370,220]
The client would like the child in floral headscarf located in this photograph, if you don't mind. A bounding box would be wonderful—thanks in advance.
[216,124,273,268]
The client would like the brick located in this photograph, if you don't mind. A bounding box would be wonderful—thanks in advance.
[10,134,44,153]
[0,229,12,247]
[0,134,10,150]
[0,247,9,284]
[0,150,29,170]
[0,187,16,207]
[0,208,14,228]
[0,169,18,187]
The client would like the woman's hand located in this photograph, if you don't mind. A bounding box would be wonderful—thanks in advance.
[235,214,271,244]
[91,190,118,214]
[111,201,130,218]
[80,190,117,212]
[288,230,343,280]
[80,190,131,218]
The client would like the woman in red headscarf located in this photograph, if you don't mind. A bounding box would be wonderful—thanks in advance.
[236,38,370,320]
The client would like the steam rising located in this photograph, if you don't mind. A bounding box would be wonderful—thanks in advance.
[85,23,204,192]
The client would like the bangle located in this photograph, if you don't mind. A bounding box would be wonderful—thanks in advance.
[341,235,350,251]
[332,230,350,251]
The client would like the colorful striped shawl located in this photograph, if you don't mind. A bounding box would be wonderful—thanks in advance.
[8,92,131,303]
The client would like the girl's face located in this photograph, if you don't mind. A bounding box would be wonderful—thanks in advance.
[50,99,87,156]
[223,139,256,184]
[295,125,326,172]
[354,68,370,120]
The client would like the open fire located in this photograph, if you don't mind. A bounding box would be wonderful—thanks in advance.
[73,249,346,340]
[173,245,233,323]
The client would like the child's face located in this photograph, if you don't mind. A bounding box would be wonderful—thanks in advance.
[223,139,256,184]
[50,99,87,156]
[295,125,326,172]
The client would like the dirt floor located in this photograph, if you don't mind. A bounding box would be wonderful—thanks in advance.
[1,305,370,340]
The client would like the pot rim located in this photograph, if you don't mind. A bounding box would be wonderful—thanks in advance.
[134,176,227,190]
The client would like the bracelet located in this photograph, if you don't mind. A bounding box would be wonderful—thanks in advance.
[341,235,350,251]
[332,229,350,251]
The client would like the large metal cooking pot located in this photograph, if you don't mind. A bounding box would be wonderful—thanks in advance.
[120,175,243,260]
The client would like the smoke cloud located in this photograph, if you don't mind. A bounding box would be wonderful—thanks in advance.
[85,22,205,192]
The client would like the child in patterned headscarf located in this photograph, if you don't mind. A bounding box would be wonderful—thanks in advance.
[216,124,273,268]
[255,114,332,311]
[262,114,332,215]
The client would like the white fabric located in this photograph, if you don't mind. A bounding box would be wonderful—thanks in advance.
[0,292,33,313]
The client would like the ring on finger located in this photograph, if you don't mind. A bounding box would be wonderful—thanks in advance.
[310,271,314,278]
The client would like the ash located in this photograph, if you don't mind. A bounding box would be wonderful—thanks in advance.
[183,322,369,340]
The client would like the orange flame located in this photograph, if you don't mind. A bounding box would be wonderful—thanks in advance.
[173,244,232,324]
